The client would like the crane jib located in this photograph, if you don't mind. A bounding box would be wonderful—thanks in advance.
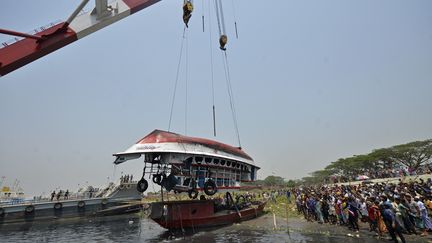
[0,0,161,77]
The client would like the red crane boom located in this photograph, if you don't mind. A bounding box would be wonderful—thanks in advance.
[0,0,161,77]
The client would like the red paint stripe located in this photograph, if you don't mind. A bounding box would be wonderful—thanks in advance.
[123,0,161,14]
[197,186,241,191]
[0,23,77,76]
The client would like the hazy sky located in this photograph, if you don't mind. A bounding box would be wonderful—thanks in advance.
[1,0,431,196]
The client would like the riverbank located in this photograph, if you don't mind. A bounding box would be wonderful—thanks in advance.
[264,196,432,242]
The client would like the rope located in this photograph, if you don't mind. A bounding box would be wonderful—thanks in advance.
[168,27,187,132]
[221,51,242,148]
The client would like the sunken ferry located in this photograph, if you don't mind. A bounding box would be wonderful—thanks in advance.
[113,129,266,229]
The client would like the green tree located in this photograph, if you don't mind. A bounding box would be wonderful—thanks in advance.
[286,179,297,188]
[389,140,432,171]
[263,175,285,186]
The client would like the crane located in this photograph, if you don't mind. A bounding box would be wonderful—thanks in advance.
[0,0,161,77]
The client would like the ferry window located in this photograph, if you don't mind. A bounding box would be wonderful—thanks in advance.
[232,162,236,167]
[221,160,226,165]
[195,156,203,163]
[205,157,212,163]
[226,161,231,166]
[216,178,223,186]
[213,159,219,164]
[236,163,240,168]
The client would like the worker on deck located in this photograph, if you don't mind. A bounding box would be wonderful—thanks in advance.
[50,190,56,201]
[183,1,193,28]
[219,34,227,51]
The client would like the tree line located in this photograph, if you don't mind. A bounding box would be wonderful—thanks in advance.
[253,139,432,187]
[302,139,432,185]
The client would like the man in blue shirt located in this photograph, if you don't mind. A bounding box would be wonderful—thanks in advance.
[382,203,406,243]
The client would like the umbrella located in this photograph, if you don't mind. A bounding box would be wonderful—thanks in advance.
[356,175,370,181]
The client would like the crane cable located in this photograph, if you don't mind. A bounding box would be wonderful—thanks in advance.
[221,51,241,148]
[184,29,189,135]
[214,0,228,50]
[213,0,241,147]
[207,0,216,136]
[168,27,187,132]
[214,0,223,36]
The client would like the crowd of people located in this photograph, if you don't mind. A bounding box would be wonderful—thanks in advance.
[292,178,432,243]
[120,174,134,184]
[50,189,69,201]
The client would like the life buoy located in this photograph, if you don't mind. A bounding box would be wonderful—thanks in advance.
[152,174,162,185]
[101,199,108,206]
[77,201,86,209]
[204,179,217,196]
[0,208,4,216]
[137,178,148,193]
[188,188,198,199]
[25,205,35,214]
[126,184,132,189]
[119,184,125,190]
[54,203,63,210]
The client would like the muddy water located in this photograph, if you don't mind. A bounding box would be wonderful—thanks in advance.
[0,213,412,242]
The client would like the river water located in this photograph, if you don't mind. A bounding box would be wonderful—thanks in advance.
[0,213,390,242]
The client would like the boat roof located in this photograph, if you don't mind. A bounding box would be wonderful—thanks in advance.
[113,130,257,166]
[137,130,253,160]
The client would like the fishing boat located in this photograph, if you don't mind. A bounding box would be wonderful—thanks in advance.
[113,129,265,229]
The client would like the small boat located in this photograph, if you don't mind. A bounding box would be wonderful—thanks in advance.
[0,179,25,205]
[149,198,267,229]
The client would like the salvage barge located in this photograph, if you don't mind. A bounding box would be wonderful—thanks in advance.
[0,181,144,224]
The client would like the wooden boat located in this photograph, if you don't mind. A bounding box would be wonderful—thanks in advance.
[149,199,266,229]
